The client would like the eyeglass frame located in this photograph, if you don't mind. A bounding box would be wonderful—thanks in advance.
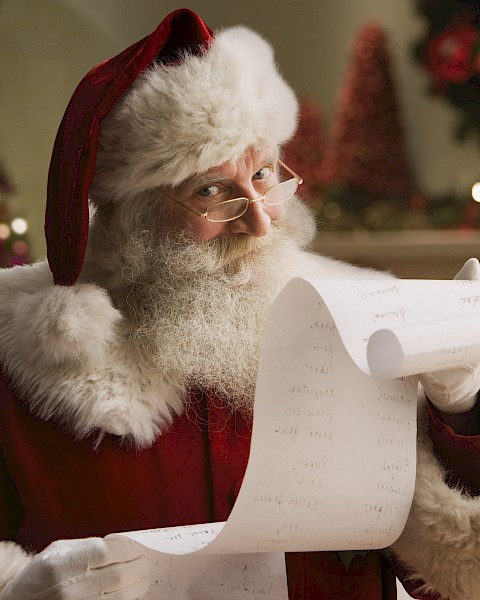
[163,159,303,223]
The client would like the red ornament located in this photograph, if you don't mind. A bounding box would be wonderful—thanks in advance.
[409,193,428,211]
[425,23,480,85]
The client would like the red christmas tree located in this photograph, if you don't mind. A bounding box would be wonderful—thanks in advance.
[283,99,325,204]
[321,23,415,202]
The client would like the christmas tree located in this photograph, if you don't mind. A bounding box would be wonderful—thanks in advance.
[283,99,325,205]
[320,23,416,230]
[0,162,29,267]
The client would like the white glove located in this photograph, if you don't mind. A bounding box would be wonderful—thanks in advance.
[2,537,152,600]
[419,257,480,414]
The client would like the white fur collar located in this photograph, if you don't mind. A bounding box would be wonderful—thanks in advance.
[0,254,381,447]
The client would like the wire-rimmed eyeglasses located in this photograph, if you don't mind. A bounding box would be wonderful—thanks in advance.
[164,159,303,223]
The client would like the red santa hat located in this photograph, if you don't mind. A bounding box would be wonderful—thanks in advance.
[45,8,298,286]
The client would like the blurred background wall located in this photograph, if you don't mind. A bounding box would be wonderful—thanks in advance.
[0,0,479,274]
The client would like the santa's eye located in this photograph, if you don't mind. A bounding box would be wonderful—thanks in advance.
[195,185,222,198]
[252,165,273,181]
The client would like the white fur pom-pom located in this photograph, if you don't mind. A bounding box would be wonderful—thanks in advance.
[0,262,185,446]
[12,283,122,369]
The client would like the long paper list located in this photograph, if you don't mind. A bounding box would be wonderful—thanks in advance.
[108,275,480,599]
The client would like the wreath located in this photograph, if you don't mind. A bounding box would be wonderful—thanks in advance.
[413,0,480,142]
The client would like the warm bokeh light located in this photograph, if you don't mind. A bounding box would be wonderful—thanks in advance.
[0,223,11,240]
[12,240,29,255]
[11,217,28,234]
[472,182,480,203]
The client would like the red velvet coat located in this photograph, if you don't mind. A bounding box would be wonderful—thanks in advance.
[2,368,479,599]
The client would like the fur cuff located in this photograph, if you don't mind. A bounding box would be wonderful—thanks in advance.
[391,401,480,599]
[0,542,32,594]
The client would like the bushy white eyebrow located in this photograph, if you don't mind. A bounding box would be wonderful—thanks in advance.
[174,152,279,192]
[178,173,231,189]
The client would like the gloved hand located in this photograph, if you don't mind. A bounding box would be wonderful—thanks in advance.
[2,537,152,600]
[419,257,480,414]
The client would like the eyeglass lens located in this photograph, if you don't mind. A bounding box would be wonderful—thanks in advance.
[207,178,299,222]
[207,199,249,222]
[264,178,298,206]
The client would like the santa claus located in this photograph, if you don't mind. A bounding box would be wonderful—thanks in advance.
[1,8,480,600]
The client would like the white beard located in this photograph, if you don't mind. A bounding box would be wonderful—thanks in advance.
[88,198,316,413]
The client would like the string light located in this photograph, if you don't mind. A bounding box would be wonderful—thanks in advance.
[11,217,28,234]
[12,240,28,255]
[0,223,11,240]
[472,182,480,203]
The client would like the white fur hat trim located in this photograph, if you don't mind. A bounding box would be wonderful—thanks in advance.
[90,26,298,203]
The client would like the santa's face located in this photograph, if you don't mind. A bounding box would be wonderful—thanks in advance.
[83,151,316,410]
[159,146,287,242]
[111,188,316,412]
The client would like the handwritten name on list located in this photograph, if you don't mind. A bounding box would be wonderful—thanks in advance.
[108,272,480,599]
